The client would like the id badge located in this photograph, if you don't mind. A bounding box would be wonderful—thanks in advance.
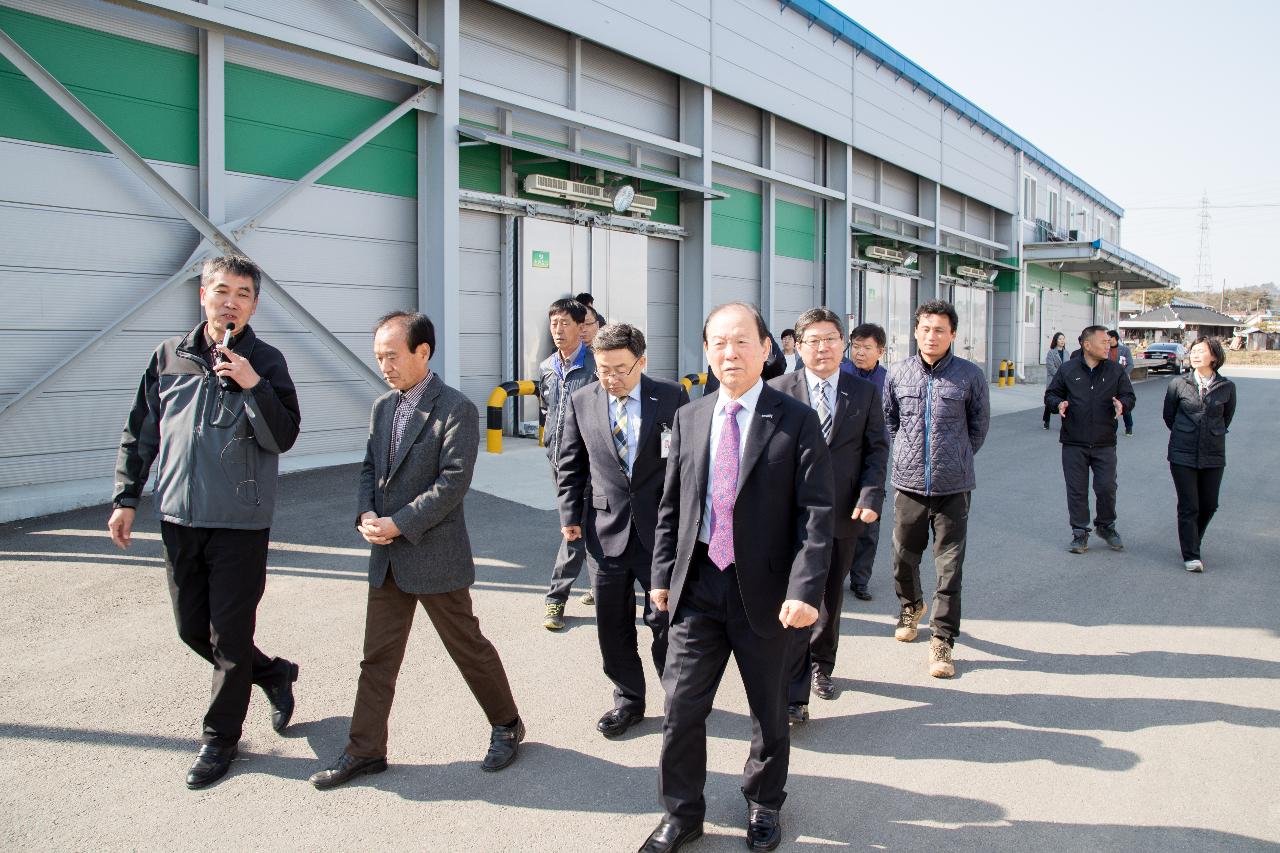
[660,425,672,459]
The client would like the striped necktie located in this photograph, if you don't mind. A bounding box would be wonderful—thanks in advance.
[816,380,832,443]
[613,396,629,471]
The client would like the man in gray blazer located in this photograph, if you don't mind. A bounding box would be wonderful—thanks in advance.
[557,324,689,739]
[770,308,888,720]
[310,311,523,789]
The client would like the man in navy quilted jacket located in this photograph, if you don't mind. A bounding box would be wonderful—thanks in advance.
[882,300,989,679]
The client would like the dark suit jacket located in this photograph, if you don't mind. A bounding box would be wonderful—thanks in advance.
[557,374,690,560]
[651,383,834,639]
[768,369,889,540]
[357,375,478,595]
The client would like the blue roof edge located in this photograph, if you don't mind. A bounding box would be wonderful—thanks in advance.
[784,0,1125,218]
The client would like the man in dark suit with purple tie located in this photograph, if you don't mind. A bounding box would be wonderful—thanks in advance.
[638,303,834,853]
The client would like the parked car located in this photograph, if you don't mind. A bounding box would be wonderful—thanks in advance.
[1143,342,1190,373]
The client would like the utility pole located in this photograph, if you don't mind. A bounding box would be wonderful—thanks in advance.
[1220,277,1226,312]
[1194,192,1213,294]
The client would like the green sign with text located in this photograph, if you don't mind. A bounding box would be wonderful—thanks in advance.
[532,250,550,269]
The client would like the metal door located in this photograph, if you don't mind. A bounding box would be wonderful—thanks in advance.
[862,270,915,366]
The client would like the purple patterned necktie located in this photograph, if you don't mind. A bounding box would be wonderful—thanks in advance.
[708,401,742,570]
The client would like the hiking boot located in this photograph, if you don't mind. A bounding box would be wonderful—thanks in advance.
[894,602,927,642]
[1068,532,1089,554]
[928,637,955,678]
[1096,525,1125,551]
[543,602,566,630]
[1184,559,1204,573]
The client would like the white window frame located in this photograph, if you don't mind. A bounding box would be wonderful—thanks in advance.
[1023,174,1038,222]
[1066,199,1077,237]
[1047,189,1060,229]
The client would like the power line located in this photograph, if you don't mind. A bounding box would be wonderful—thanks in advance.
[1126,202,1280,210]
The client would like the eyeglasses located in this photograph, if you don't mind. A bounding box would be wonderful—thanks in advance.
[597,359,641,378]
[800,336,843,350]
[850,343,882,354]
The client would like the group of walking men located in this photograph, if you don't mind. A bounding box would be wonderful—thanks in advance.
[109,255,992,853]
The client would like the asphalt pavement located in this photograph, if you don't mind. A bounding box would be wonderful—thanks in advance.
[1,371,1277,851]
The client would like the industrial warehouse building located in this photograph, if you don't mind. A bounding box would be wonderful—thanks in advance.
[0,0,1179,521]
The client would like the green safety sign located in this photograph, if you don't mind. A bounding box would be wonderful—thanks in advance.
[532,250,550,269]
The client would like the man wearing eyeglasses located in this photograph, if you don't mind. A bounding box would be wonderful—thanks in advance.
[770,309,888,720]
[556,324,689,738]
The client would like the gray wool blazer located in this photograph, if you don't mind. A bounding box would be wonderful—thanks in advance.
[357,374,479,595]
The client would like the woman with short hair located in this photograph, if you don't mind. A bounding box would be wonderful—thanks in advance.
[1162,336,1237,572]
[1042,332,1066,430]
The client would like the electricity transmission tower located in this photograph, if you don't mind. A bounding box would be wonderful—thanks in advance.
[1194,192,1213,293]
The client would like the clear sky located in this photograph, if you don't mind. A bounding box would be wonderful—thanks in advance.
[828,0,1279,292]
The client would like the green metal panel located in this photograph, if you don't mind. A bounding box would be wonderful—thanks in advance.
[224,64,416,196]
[460,141,502,193]
[0,7,197,164]
[1026,263,1094,305]
[0,8,420,196]
[775,198,815,261]
[711,182,762,252]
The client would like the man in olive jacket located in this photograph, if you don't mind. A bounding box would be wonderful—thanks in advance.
[310,311,523,791]
[1045,325,1136,555]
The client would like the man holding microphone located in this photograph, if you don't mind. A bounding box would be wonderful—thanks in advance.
[109,255,302,789]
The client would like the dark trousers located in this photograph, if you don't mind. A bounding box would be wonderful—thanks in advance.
[891,490,970,646]
[1122,410,1134,432]
[347,570,519,758]
[1170,463,1225,561]
[787,535,856,704]
[1043,402,1056,427]
[848,518,880,590]
[659,549,792,826]
[546,465,587,604]
[1062,444,1118,533]
[589,531,668,713]
[160,521,290,747]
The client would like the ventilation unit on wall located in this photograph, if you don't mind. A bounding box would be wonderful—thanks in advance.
[523,174,608,204]
[522,174,657,217]
[954,265,989,280]
[608,186,658,216]
[865,245,905,264]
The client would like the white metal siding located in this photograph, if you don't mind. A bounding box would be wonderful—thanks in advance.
[460,0,572,108]
[458,209,504,414]
[646,237,679,380]
[579,41,679,139]
[712,92,762,165]
[853,51,942,183]
[774,118,817,184]
[711,0,853,144]
[941,116,1016,214]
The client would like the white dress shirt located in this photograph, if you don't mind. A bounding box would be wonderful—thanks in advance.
[803,368,838,421]
[608,381,643,477]
[698,378,764,544]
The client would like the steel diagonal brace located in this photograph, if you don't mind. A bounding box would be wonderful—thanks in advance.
[0,31,422,427]
[352,0,439,67]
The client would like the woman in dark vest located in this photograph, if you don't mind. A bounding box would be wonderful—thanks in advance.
[1162,337,1237,573]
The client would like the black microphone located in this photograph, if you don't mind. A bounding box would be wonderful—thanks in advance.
[216,321,240,391]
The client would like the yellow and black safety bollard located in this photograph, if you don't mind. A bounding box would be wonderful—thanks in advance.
[996,360,1006,388]
[679,372,709,395]
[486,379,538,454]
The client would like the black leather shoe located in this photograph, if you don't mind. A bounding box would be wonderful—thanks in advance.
[852,584,873,601]
[787,703,808,724]
[309,752,388,790]
[186,743,237,789]
[482,717,525,771]
[597,707,643,738]
[637,819,703,852]
[747,807,782,851]
[262,659,299,734]
[811,671,837,701]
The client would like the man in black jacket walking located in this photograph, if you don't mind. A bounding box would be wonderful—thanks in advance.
[1044,325,1136,554]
